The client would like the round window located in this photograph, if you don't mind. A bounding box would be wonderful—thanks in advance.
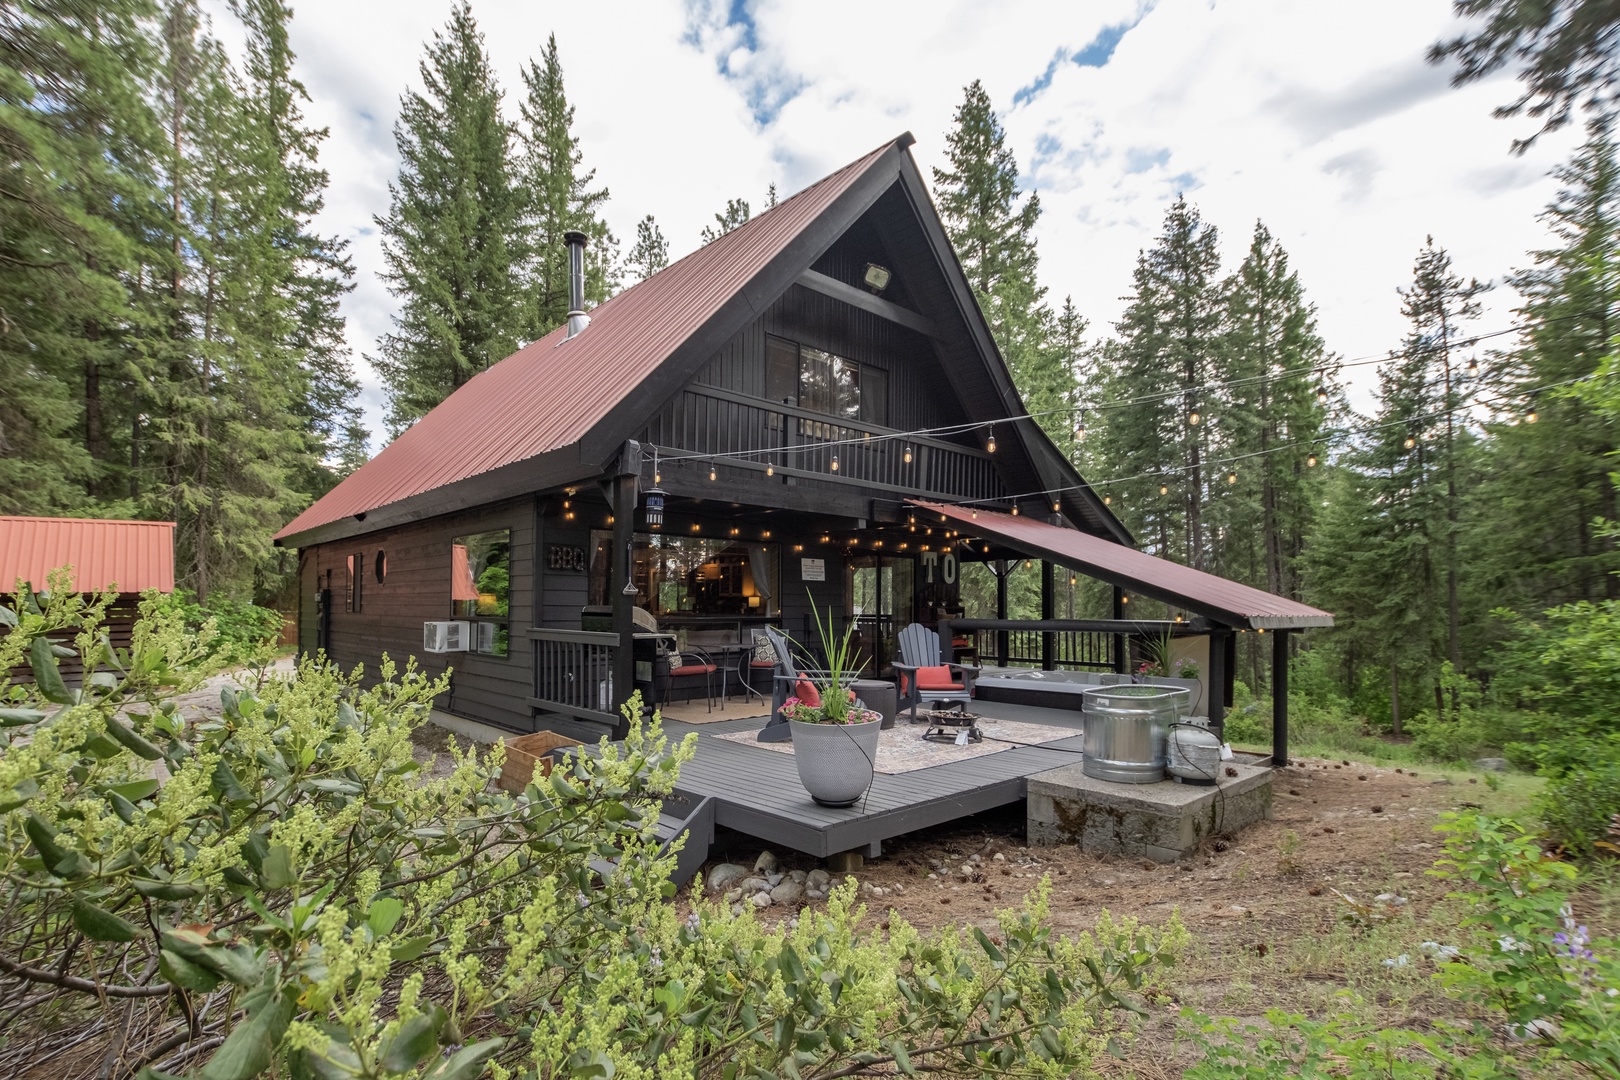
[374,550,387,584]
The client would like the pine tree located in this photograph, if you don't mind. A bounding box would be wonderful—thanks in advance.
[1477,122,1620,608]
[1096,197,1222,568]
[625,215,669,283]
[0,0,162,514]
[515,34,615,338]
[700,197,750,244]
[932,79,1068,422]
[371,1,522,436]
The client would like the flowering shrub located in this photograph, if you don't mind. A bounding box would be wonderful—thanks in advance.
[778,695,881,725]
[0,577,1186,1079]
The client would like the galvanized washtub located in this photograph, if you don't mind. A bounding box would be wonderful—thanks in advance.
[1079,685,1193,784]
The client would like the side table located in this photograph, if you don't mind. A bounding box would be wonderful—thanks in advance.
[850,679,898,730]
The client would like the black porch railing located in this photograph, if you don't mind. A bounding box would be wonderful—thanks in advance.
[527,628,620,726]
[961,626,1116,671]
[641,386,1008,503]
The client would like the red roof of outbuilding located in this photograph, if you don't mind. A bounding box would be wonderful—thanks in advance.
[0,517,176,594]
[914,501,1332,630]
[276,138,901,543]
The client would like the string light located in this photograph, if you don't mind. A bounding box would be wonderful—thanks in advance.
[1075,411,1086,440]
[986,426,997,453]
[904,445,913,463]
[1306,450,1318,467]
[1226,471,1237,485]
[1160,484,1168,495]
[1104,496,1112,505]
[1010,505,1019,516]
[766,462,774,476]
[1466,357,1479,378]
[709,465,717,481]
[830,455,839,471]
[1188,409,1201,426]
[1404,434,1416,449]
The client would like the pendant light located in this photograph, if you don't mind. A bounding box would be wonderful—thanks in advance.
[903,445,913,463]
[1188,409,1200,426]
[830,454,839,471]
[1306,450,1319,468]
[986,426,997,453]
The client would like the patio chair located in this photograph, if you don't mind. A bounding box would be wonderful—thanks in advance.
[755,626,859,743]
[656,646,719,712]
[893,623,979,722]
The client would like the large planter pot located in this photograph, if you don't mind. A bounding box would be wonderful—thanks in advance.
[790,717,882,807]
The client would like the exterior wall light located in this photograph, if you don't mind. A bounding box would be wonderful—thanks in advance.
[863,263,892,292]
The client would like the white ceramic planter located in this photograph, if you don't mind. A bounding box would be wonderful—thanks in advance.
[790,717,882,807]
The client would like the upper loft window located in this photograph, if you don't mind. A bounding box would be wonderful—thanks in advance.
[765,335,889,427]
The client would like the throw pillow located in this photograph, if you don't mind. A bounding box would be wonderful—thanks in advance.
[915,665,960,690]
[753,636,776,663]
[794,679,822,708]
[665,652,684,670]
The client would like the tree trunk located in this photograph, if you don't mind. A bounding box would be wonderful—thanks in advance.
[1389,661,1402,737]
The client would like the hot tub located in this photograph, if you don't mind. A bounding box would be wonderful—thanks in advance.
[973,668,1127,711]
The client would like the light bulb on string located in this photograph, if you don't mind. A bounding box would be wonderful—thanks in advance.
[709,464,717,481]
[1188,409,1200,426]
[1526,400,1539,423]
[1466,357,1479,378]
[1104,495,1112,505]
[830,454,839,471]
[1307,450,1319,468]
[1226,471,1237,485]
[1160,484,1168,496]
[986,426,997,453]
[1316,386,1328,406]
[903,445,913,463]
[1011,504,1019,516]
[766,461,774,476]
[1404,434,1416,449]
[1074,411,1086,440]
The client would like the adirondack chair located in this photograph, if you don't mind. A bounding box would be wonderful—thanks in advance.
[893,623,979,722]
[755,626,859,743]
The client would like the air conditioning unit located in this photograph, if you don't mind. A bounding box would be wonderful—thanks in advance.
[473,621,497,654]
[423,621,470,653]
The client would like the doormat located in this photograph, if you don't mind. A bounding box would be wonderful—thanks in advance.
[713,717,1077,774]
[657,699,770,725]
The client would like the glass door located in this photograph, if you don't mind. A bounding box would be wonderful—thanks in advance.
[846,556,916,675]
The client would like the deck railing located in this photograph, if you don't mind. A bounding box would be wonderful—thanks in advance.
[527,628,620,726]
[940,619,1125,673]
[641,386,1008,503]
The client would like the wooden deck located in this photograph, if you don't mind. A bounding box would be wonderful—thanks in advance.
[655,700,1087,859]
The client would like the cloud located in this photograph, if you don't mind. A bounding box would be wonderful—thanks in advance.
[198,0,1581,442]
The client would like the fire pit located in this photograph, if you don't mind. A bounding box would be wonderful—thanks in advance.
[921,707,982,744]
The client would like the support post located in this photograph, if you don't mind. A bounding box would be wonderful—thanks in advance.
[1111,586,1126,674]
[1271,629,1289,767]
[995,560,1009,667]
[1040,561,1055,670]
[1207,626,1227,741]
[610,441,640,740]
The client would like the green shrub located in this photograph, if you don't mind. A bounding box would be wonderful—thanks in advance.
[0,576,1187,1079]
[144,588,283,666]
[1539,756,1620,859]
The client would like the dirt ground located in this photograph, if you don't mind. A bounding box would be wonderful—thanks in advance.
[690,757,1598,1076]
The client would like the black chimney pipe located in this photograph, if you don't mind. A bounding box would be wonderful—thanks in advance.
[564,230,589,340]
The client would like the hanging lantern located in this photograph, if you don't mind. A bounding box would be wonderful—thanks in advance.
[644,484,667,530]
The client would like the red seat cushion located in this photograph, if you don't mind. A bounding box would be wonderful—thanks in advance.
[916,666,964,691]
[794,679,822,707]
[669,664,715,677]
[751,660,776,668]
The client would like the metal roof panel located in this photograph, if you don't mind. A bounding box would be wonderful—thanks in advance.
[0,517,177,594]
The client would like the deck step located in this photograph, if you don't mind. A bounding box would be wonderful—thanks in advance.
[588,797,717,887]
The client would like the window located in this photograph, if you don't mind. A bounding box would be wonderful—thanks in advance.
[764,335,889,428]
[589,531,779,619]
[345,554,362,612]
[374,550,387,584]
[451,530,510,656]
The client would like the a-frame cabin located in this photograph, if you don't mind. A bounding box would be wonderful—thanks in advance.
[275,133,1328,751]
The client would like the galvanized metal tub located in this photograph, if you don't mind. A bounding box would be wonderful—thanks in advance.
[1079,685,1191,784]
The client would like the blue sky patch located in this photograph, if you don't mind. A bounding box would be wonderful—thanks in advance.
[1014,49,1070,107]
[1125,146,1170,173]
[1074,20,1132,68]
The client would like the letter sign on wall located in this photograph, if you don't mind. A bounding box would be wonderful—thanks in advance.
[548,545,587,572]
[920,551,939,583]
[943,552,957,584]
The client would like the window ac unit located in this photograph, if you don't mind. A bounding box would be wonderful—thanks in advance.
[423,621,469,653]
[473,621,496,654]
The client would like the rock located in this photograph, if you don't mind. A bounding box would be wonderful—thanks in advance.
[770,880,806,904]
[707,863,748,893]
[750,892,773,909]
[992,852,1006,862]
[737,876,770,894]
[806,888,828,902]
[754,851,779,873]
[789,869,808,884]
[1474,757,1510,772]
[723,887,743,903]
[766,872,783,887]
[731,903,743,916]
[806,869,831,889]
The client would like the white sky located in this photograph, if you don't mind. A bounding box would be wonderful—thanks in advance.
[204,0,1580,447]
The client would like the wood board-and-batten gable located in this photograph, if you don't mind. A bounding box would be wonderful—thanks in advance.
[274,132,1128,551]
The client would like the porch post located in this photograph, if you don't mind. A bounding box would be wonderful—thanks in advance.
[1111,586,1126,674]
[995,560,1009,667]
[1271,629,1290,767]
[610,441,640,739]
[1040,561,1054,670]
[1207,626,1227,741]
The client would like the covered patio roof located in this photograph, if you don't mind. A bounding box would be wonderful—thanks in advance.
[912,500,1333,631]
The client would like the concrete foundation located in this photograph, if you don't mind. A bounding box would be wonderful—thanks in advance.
[1026,761,1273,862]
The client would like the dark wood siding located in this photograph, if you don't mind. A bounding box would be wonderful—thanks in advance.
[304,497,534,730]
[7,595,142,686]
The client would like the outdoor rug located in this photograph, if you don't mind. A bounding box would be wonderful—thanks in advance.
[658,698,770,725]
[713,717,1079,774]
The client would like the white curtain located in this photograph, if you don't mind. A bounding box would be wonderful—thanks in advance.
[748,544,774,605]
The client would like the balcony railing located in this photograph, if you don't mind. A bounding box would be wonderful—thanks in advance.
[640,386,1008,503]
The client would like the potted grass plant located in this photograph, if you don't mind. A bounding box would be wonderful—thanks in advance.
[781,600,882,806]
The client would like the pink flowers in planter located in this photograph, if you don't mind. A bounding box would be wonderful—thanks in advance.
[779,696,881,725]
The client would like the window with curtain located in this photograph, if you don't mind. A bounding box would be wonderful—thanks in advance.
[589,532,780,618]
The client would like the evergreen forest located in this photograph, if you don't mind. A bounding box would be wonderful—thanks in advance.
[2,1,1618,780]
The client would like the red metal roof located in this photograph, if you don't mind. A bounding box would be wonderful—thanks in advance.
[0,517,176,594]
[276,138,903,543]
[913,501,1333,630]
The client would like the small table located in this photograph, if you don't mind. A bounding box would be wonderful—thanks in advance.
[703,642,764,703]
[850,679,897,729]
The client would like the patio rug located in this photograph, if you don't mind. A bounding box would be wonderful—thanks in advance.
[657,698,770,725]
[713,717,1078,774]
